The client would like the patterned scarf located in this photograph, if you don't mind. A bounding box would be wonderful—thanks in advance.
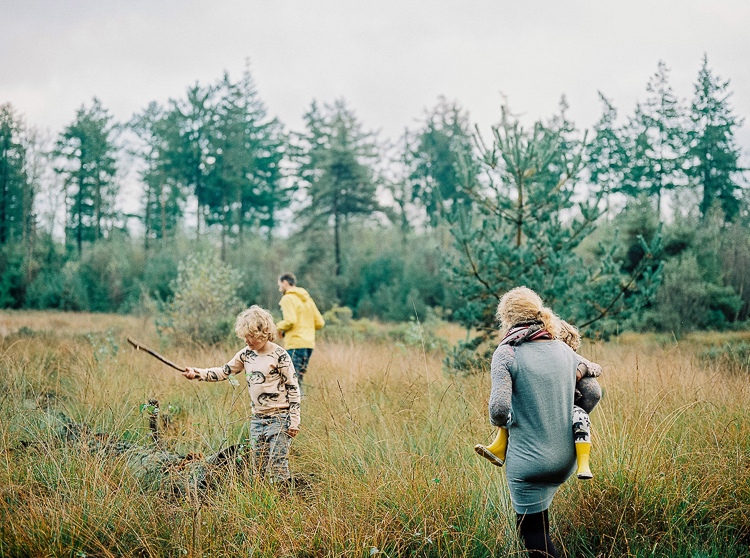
[499,321,553,347]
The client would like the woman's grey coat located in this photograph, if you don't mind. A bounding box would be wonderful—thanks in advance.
[489,339,583,514]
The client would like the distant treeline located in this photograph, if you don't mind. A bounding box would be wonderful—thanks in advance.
[1,56,748,338]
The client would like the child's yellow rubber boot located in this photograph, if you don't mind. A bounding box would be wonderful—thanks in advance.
[575,442,593,479]
[474,428,508,467]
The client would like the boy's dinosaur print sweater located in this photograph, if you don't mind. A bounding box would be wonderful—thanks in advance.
[195,342,301,429]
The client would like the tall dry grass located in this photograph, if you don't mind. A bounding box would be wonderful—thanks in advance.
[1,311,749,557]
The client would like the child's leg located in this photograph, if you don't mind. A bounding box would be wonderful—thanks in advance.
[474,427,508,467]
[572,405,593,479]
[265,414,292,483]
[250,417,269,479]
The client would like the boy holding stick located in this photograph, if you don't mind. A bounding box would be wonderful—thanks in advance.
[182,305,301,483]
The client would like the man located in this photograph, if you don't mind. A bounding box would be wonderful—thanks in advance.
[276,272,325,391]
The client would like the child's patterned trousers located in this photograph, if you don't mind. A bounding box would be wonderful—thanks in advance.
[572,405,591,444]
[249,413,292,481]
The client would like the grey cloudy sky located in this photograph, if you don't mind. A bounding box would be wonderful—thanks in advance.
[2,0,750,163]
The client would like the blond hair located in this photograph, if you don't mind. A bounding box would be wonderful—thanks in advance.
[556,319,581,352]
[235,305,277,342]
[496,286,558,338]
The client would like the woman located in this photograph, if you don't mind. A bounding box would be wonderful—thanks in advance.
[488,287,596,557]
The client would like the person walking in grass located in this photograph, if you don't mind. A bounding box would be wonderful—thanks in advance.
[182,305,300,484]
[474,317,602,480]
[276,273,325,392]
[483,286,598,558]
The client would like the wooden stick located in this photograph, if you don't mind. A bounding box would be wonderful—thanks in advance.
[127,337,187,372]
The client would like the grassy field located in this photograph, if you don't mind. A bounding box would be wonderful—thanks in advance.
[1,311,749,557]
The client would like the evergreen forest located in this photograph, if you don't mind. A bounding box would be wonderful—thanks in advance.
[2,57,749,349]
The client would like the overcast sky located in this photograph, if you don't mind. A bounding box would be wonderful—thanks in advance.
[2,0,749,205]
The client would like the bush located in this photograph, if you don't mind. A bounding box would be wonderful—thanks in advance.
[0,245,25,309]
[25,268,66,309]
[319,305,449,352]
[700,342,750,375]
[640,254,742,336]
[318,306,382,342]
[388,318,449,352]
[155,251,244,345]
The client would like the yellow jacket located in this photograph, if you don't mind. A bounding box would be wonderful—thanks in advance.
[276,287,325,349]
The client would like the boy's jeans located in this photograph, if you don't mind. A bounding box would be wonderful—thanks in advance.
[249,413,291,482]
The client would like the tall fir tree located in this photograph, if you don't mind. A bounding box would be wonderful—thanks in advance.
[623,62,688,214]
[130,102,186,249]
[170,84,215,237]
[0,103,28,245]
[295,100,380,281]
[687,55,746,221]
[203,74,245,260]
[387,130,417,242]
[205,68,288,255]
[586,94,628,214]
[408,98,477,226]
[54,98,118,253]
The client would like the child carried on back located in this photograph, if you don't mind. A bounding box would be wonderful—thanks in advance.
[474,317,602,479]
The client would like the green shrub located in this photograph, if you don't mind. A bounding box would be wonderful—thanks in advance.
[318,306,382,342]
[388,318,449,352]
[319,305,449,352]
[700,342,750,375]
[155,251,244,345]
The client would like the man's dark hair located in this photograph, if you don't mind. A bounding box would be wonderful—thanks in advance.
[279,272,296,286]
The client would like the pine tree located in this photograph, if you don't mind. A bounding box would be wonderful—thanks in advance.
[205,68,288,252]
[408,98,477,225]
[130,102,186,249]
[54,98,118,253]
[203,75,245,260]
[386,130,417,242]
[623,62,688,214]
[687,55,746,221]
[170,84,214,237]
[446,104,662,371]
[295,100,380,280]
[586,94,628,213]
[0,103,27,245]
[253,119,288,240]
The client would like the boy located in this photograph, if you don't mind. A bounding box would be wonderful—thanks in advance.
[182,305,301,483]
[474,319,601,479]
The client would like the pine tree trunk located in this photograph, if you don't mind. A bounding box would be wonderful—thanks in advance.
[0,136,8,245]
[77,172,83,254]
[656,189,661,215]
[160,180,166,249]
[63,180,69,250]
[515,172,524,248]
[22,174,31,249]
[22,175,33,284]
[221,206,227,262]
[266,195,275,243]
[95,175,101,241]
[401,202,409,246]
[195,166,202,238]
[196,201,201,237]
[701,164,712,218]
[144,182,151,251]
[334,203,341,277]
[236,189,243,246]
[26,219,35,284]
